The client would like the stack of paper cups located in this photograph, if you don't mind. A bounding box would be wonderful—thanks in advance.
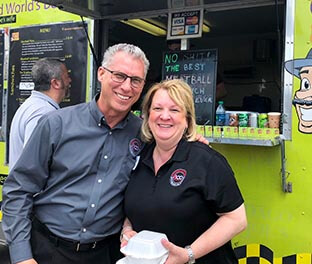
[268,112,281,129]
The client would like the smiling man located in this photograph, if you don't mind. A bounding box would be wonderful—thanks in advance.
[2,44,150,264]
[285,49,312,133]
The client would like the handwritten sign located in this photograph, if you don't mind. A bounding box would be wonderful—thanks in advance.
[162,49,217,125]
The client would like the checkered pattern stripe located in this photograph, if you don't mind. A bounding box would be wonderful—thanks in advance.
[234,244,312,264]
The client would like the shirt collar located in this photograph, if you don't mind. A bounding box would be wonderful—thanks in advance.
[171,139,191,162]
[89,93,133,129]
[31,90,60,110]
[143,138,191,168]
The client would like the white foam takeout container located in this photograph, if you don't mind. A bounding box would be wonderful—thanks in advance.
[119,230,168,264]
[116,255,168,264]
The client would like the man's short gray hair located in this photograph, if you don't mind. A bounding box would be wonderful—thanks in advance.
[101,43,150,78]
[31,58,65,91]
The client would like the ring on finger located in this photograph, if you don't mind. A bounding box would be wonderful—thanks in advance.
[123,234,130,241]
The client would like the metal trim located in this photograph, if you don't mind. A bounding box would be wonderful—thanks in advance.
[34,0,284,20]
[282,0,295,140]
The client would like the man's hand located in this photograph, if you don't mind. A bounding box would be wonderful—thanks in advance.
[195,134,210,145]
[17,259,38,264]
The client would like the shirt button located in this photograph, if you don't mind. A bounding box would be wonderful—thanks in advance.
[91,204,95,208]
[109,131,112,135]
[82,228,87,232]
[104,155,108,159]
[98,179,102,183]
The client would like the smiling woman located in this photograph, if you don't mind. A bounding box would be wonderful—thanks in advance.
[122,78,247,264]
[141,79,197,146]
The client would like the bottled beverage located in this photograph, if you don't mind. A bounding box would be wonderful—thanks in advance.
[215,101,226,126]
[258,113,268,128]
[238,113,249,127]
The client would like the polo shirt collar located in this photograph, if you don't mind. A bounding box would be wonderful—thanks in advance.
[89,93,132,129]
[142,138,191,169]
[171,138,191,162]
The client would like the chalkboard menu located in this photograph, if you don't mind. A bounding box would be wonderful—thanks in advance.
[162,49,217,125]
[6,21,88,163]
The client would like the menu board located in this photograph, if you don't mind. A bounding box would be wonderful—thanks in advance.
[162,49,217,125]
[0,29,4,127]
[6,21,88,162]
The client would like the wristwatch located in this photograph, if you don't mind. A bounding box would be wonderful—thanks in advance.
[185,245,196,264]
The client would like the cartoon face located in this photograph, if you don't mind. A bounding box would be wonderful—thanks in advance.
[293,66,312,133]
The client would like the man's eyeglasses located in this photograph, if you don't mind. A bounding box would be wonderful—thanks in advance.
[103,67,145,89]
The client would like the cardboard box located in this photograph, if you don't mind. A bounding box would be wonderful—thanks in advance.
[223,126,231,138]
[196,125,205,136]
[272,128,280,137]
[256,128,265,139]
[213,126,222,137]
[263,128,273,139]
[247,127,257,139]
[239,127,248,138]
[204,125,213,137]
[229,127,239,138]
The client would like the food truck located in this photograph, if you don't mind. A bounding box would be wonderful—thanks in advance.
[0,0,311,262]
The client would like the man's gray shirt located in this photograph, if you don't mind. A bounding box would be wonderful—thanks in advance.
[9,90,60,170]
[2,95,142,263]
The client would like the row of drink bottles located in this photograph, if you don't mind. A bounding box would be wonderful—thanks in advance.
[215,101,281,129]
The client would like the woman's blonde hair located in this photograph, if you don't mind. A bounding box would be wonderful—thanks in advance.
[141,79,197,143]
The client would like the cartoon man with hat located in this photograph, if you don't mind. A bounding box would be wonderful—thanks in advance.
[285,48,312,133]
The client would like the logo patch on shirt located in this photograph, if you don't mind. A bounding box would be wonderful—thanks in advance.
[129,138,143,157]
[170,169,187,187]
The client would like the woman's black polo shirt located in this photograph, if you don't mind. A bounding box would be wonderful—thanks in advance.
[124,139,244,264]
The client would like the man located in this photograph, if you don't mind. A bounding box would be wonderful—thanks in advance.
[2,43,149,264]
[285,48,312,133]
[9,57,71,169]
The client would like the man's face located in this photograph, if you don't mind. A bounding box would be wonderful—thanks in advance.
[97,51,145,116]
[59,64,72,98]
[294,66,312,133]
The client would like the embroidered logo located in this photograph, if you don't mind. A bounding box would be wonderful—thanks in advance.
[129,138,143,157]
[170,169,187,187]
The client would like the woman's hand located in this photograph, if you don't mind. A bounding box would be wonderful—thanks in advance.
[120,218,136,248]
[161,239,190,264]
[120,229,137,248]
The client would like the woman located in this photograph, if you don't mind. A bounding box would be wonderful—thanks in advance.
[121,79,247,264]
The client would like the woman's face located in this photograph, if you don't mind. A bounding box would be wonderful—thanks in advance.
[148,88,188,146]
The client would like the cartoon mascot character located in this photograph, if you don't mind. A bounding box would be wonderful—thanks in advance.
[285,49,312,133]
